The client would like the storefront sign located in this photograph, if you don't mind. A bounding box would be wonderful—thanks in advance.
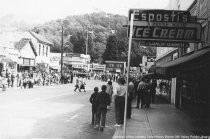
[128,9,202,44]
[129,9,191,22]
[140,41,189,47]
[131,23,201,42]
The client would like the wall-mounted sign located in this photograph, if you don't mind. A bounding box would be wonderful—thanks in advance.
[128,9,202,45]
[129,9,191,22]
[140,40,189,47]
[130,23,201,42]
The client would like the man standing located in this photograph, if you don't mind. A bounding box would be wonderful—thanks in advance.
[136,77,148,109]
[127,78,135,119]
[95,85,111,131]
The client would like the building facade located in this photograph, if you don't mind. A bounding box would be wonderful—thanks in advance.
[29,31,53,72]
[63,53,90,71]
[105,61,126,74]
[155,0,210,126]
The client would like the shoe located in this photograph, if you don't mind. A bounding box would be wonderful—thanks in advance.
[99,127,104,131]
[94,125,99,130]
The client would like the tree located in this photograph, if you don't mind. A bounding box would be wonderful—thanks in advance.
[102,35,118,62]
[71,31,86,53]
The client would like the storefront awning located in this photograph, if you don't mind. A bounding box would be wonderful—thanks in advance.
[156,48,210,75]
[50,66,60,70]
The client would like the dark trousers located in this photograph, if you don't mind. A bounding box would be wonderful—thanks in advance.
[151,93,155,104]
[11,80,14,87]
[127,95,132,118]
[91,107,97,125]
[115,96,125,124]
[74,85,81,92]
[136,93,143,108]
[96,106,107,127]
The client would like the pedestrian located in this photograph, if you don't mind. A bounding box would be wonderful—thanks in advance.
[23,76,29,89]
[74,78,81,92]
[80,77,86,92]
[127,77,135,119]
[11,73,15,87]
[113,77,126,127]
[94,85,111,131]
[7,73,11,88]
[136,77,149,109]
[70,71,73,83]
[89,87,99,126]
[106,81,113,109]
[150,79,157,104]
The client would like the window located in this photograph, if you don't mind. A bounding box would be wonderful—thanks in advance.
[117,64,122,68]
[173,53,178,60]
[30,59,35,66]
[46,46,48,57]
[109,64,114,68]
[39,44,41,56]
[23,58,30,65]
[43,45,45,56]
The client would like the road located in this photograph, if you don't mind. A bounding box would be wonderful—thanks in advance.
[0,79,116,139]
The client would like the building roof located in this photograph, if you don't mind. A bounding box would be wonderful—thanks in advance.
[29,31,53,46]
[14,38,37,56]
[105,61,126,64]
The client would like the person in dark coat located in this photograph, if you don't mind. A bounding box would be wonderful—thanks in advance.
[70,72,74,83]
[136,77,149,108]
[89,87,99,126]
[127,78,135,119]
[150,79,157,104]
[94,85,111,131]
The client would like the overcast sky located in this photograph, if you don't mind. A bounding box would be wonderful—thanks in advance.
[0,0,169,24]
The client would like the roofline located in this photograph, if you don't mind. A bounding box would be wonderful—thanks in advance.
[156,48,178,61]
[105,61,126,64]
[187,0,197,11]
[29,31,53,46]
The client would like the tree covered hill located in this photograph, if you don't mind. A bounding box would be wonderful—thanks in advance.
[32,12,156,66]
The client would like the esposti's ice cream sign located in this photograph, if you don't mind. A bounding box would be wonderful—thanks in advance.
[128,9,202,46]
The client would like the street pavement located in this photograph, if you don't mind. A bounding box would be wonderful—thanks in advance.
[0,78,116,139]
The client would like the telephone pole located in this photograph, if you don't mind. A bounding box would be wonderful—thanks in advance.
[60,26,64,75]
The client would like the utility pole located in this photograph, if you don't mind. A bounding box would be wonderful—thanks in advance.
[86,31,88,55]
[60,26,64,76]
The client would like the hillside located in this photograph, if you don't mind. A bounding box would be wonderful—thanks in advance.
[32,12,156,66]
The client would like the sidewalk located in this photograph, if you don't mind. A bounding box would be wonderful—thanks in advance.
[113,97,210,139]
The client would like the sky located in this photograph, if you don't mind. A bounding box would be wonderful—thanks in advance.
[0,0,169,24]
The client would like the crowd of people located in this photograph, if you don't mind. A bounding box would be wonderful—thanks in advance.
[0,69,77,91]
[89,74,158,131]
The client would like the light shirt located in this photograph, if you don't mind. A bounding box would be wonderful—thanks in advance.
[114,85,127,97]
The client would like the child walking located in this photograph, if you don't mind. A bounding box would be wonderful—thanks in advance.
[94,85,111,131]
[89,87,99,126]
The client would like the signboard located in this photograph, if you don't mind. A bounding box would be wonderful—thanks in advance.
[128,9,202,44]
[129,9,192,22]
[140,41,189,47]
